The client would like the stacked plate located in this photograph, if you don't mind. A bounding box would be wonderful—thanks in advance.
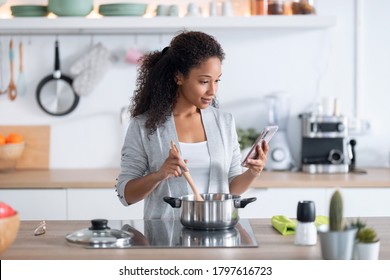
[11,5,48,17]
[98,3,147,16]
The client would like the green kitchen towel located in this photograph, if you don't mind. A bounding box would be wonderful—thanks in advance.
[272,215,296,235]
[271,215,329,236]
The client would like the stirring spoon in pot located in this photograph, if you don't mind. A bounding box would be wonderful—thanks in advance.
[170,140,204,201]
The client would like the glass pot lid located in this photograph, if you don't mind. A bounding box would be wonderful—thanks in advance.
[65,219,134,248]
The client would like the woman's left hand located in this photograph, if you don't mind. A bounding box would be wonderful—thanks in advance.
[245,141,269,176]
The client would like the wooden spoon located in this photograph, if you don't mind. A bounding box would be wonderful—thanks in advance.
[17,41,26,97]
[8,39,17,101]
[170,140,204,201]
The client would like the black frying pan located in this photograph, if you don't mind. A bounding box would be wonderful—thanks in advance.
[36,40,79,116]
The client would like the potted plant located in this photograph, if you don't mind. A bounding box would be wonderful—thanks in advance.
[318,190,358,259]
[237,127,259,150]
[236,127,259,162]
[355,227,380,260]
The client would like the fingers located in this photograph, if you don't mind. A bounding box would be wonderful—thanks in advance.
[246,142,269,175]
[169,147,189,172]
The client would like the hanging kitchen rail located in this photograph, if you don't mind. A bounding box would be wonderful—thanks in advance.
[0,15,336,35]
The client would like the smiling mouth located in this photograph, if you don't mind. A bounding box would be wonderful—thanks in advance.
[201,98,213,104]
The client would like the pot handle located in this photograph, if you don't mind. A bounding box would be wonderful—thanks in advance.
[234,197,257,208]
[163,196,182,208]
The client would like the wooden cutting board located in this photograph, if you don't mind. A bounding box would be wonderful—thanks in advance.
[0,125,50,170]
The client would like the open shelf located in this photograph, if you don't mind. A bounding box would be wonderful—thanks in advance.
[0,15,336,35]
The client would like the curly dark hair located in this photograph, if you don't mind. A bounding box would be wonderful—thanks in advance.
[130,30,225,135]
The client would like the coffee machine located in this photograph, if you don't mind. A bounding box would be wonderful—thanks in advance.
[300,114,350,173]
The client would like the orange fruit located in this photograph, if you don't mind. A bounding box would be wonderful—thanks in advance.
[0,134,5,145]
[5,133,24,144]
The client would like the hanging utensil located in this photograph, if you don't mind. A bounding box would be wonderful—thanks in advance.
[8,39,17,101]
[36,40,80,116]
[170,140,204,201]
[0,41,7,96]
[17,41,26,97]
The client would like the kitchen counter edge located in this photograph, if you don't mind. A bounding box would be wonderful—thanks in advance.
[0,168,389,189]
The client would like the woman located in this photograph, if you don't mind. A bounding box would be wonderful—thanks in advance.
[116,31,268,219]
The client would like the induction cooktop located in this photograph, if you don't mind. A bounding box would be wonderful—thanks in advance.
[108,219,258,248]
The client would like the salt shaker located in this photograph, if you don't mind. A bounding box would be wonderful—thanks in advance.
[294,200,317,246]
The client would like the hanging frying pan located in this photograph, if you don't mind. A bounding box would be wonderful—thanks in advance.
[36,40,79,116]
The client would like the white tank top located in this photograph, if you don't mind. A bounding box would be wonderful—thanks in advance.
[179,141,210,194]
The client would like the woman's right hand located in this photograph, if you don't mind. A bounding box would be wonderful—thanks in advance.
[155,147,188,181]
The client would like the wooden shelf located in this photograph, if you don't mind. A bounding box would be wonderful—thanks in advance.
[0,15,337,35]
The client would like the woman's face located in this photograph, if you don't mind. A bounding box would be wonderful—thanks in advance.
[176,57,222,110]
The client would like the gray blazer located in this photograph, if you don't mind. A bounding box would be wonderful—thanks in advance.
[116,106,242,219]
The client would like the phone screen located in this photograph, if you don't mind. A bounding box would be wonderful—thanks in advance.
[241,125,278,167]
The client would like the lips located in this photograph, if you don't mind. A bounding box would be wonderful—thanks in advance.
[201,97,213,104]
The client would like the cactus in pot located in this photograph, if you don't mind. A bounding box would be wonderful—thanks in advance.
[319,189,357,259]
[355,227,380,259]
[329,189,344,231]
[357,227,379,243]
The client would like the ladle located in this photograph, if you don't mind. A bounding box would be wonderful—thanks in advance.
[170,140,204,201]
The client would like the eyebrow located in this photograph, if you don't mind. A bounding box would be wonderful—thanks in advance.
[198,74,222,78]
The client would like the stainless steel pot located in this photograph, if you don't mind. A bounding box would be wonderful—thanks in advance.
[163,193,256,230]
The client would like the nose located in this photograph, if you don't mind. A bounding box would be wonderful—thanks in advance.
[207,82,217,96]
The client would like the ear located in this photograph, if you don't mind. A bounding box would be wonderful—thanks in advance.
[175,72,184,85]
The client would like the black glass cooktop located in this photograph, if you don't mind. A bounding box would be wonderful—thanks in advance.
[108,219,258,248]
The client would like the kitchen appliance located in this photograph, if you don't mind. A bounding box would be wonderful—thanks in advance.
[163,193,256,230]
[300,113,350,173]
[65,219,257,248]
[264,93,295,170]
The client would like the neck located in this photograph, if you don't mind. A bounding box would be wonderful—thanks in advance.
[173,97,200,117]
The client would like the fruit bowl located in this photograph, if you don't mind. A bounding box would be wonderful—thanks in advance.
[0,212,20,254]
[0,142,25,172]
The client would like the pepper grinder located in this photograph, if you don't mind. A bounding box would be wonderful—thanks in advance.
[294,200,317,246]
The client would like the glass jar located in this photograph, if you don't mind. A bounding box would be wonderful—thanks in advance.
[250,0,267,16]
[292,0,316,15]
[268,0,284,15]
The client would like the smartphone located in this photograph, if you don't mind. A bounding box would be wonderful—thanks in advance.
[241,125,278,167]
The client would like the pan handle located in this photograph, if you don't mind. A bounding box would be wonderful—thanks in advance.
[163,197,182,208]
[234,197,257,208]
[53,40,61,78]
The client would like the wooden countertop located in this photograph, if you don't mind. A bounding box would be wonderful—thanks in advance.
[0,168,389,189]
[1,218,389,260]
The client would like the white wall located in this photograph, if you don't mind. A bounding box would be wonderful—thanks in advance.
[0,0,389,169]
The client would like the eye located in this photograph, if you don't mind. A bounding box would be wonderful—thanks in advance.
[200,80,209,84]
[215,79,221,83]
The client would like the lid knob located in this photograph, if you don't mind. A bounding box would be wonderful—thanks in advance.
[89,219,110,230]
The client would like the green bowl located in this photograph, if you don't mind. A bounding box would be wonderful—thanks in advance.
[48,0,93,17]
[11,5,48,17]
[12,11,49,17]
[98,3,147,16]
[11,5,48,12]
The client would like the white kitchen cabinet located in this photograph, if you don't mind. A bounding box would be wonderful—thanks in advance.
[67,188,143,220]
[1,187,389,221]
[0,16,336,35]
[0,189,67,220]
[239,188,327,219]
[325,188,390,217]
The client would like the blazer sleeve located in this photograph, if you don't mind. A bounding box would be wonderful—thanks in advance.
[228,115,243,183]
[115,117,149,206]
